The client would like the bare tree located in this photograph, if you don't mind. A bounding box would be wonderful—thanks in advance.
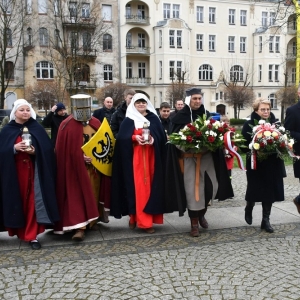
[95,82,132,107]
[26,80,69,114]
[0,1,31,108]
[45,0,113,94]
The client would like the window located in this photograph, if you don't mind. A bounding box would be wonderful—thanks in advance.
[159,61,162,79]
[228,36,235,52]
[70,32,78,50]
[262,12,268,27]
[103,34,112,51]
[104,64,113,80]
[258,65,262,82]
[209,7,216,23]
[292,67,296,83]
[159,30,162,48]
[6,28,12,47]
[138,33,145,48]
[240,10,247,26]
[38,0,47,14]
[199,64,213,80]
[39,28,48,46]
[257,93,261,98]
[2,0,12,14]
[275,36,280,52]
[137,5,145,19]
[230,65,243,81]
[163,4,170,19]
[269,36,274,52]
[269,12,275,26]
[54,29,60,47]
[240,37,246,53]
[126,62,132,78]
[293,41,297,55]
[125,4,131,18]
[196,34,203,51]
[173,4,180,18]
[26,0,32,14]
[27,28,33,46]
[54,0,59,16]
[220,92,223,99]
[36,61,54,79]
[69,2,77,18]
[138,62,146,78]
[5,61,14,80]
[169,61,175,79]
[229,9,235,25]
[74,64,90,82]
[169,30,175,47]
[177,61,182,78]
[126,33,132,47]
[209,35,216,51]
[102,4,112,21]
[216,93,219,101]
[82,32,91,50]
[177,30,182,47]
[268,64,279,82]
[268,93,277,109]
[259,36,262,53]
[82,3,90,18]
[196,6,203,23]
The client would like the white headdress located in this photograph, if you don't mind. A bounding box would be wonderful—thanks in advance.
[10,99,36,121]
[126,93,158,129]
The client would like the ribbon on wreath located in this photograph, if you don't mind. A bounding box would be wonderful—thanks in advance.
[224,131,246,171]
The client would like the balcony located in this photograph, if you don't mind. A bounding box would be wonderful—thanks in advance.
[287,28,296,35]
[70,81,97,89]
[126,77,151,86]
[286,52,296,61]
[68,48,97,60]
[125,14,150,25]
[62,17,96,29]
[126,46,150,55]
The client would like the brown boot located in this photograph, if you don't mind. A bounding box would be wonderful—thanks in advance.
[190,218,199,237]
[98,204,109,223]
[72,229,85,241]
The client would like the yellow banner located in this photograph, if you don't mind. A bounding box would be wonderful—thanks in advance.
[81,118,115,176]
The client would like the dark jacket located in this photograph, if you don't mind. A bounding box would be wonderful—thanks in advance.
[159,116,172,135]
[93,107,116,123]
[284,100,300,178]
[42,111,68,146]
[242,111,286,202]
[110,102,127,138]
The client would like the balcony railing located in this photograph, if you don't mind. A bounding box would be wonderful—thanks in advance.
[62,17,96,28]
[287,28,296,35]
[126,46,150,55]
[125,14,150,25]
[71,81,97,89]
[126,77,151,85]
[286,52,296,61]
[68,48,97,59]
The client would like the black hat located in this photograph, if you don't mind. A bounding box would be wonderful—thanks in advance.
[186,88,202,96]
[55,102,66,113]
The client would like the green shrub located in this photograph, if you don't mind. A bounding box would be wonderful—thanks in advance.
[230,118,246,125]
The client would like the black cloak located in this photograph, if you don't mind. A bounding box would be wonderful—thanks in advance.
[165,104,234,216]
[0,118,60,229]
[110,111,167,218]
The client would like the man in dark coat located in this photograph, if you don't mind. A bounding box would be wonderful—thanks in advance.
[42,102,68,146]
[110,89,135,138]
[170,99,184,119]
[284,89,300,213]
[93,97,116,123]
[166,88,233,237]
[159,102,172,136]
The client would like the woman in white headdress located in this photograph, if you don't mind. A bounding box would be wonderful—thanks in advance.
[0,99,59,250]
[110,93,167,233]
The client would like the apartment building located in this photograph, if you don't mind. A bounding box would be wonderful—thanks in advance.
[119,0,296,119]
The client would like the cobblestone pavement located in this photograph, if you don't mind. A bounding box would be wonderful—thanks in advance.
[0,166,300,300]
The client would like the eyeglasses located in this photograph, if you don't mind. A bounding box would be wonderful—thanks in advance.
[259,108,270,112]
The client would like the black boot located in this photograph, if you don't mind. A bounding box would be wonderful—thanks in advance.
[245,201,255,225]
[261,202,274,233]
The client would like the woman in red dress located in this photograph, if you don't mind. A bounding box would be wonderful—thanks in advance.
[110,94,167,233]
[0,99,59,249]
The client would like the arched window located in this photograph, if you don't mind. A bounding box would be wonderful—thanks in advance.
[27,28,33,46]
[39,28,48,46]
[6,28,12,47]
[36,61,53,79]
[126,32,132,48]
[199,64,213,80]
[82,32,91,50]
[4,61,14,80]
[230,65,244,81]
[268,93,277,109]
[103,34,112,51]
[104,64,113,81]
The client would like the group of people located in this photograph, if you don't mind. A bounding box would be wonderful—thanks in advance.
[1,87,300,250]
